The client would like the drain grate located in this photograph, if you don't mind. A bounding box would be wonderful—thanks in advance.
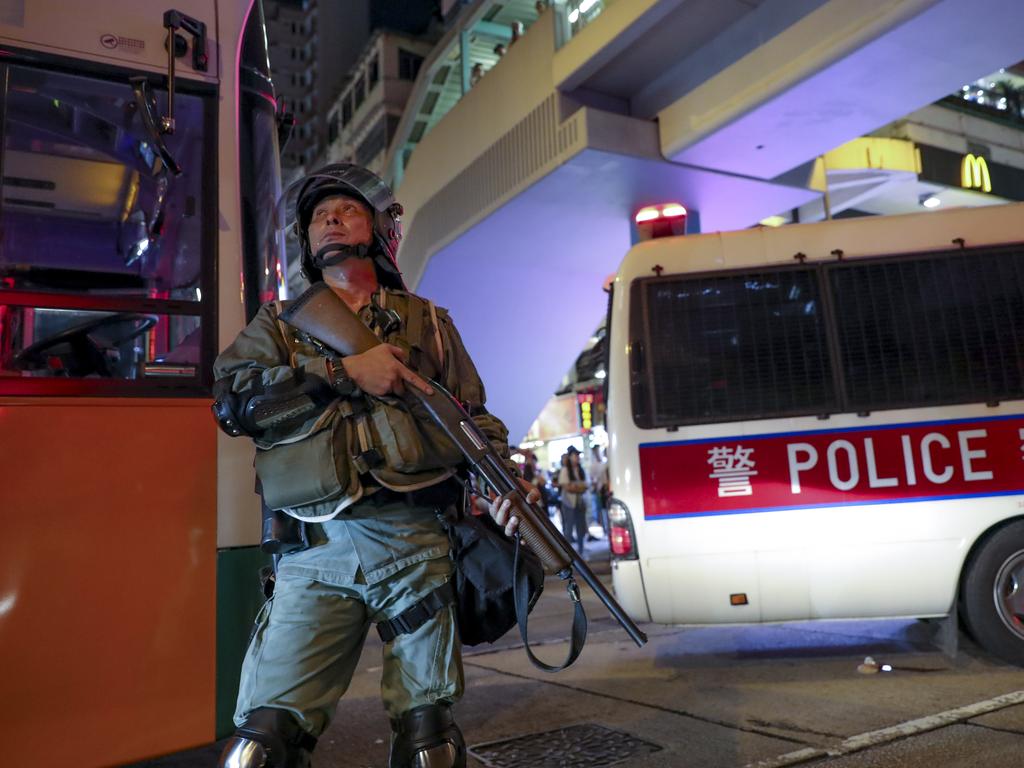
[469,722,662,768]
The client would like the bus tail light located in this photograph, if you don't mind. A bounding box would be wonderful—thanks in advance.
[607,498,639,560]
[610,526,633,556]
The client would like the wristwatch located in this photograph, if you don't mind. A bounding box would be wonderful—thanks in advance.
[326,358,358,397]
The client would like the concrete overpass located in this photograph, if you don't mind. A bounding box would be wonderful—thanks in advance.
[389,0,1024,440]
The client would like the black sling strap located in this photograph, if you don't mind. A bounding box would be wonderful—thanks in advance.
[513,533,587,672]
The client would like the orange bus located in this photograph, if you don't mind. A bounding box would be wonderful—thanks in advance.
[0,2,285,764]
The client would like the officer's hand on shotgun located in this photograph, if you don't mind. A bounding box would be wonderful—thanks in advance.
[487,480,542,537]
[335,344,433,397]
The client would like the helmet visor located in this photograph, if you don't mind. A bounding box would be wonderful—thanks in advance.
[274,166,395,232]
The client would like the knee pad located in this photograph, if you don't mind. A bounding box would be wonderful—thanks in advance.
[388,703,466,768]
[218,707,317,768]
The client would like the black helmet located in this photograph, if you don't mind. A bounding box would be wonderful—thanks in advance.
[281,163,406,288]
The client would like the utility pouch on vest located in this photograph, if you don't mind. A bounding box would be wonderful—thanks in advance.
[254,420,349,510]
[364,397,464,474]
[250,302,357,512]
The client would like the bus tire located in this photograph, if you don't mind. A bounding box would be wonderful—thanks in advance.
[960,520,1024,666]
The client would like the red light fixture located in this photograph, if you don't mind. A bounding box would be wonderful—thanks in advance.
[634,202,688,240]
[634,206,660,223]
[610,526,633,557]
[608,500,638,560]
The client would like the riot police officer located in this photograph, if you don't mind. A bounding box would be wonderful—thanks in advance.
[213,164,521,768]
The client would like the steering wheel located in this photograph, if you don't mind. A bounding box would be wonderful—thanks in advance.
[15,312,158,377]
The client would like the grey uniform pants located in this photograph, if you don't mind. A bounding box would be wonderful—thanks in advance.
[234,509,463,737]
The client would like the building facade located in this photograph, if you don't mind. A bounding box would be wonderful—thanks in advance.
[322,30,434,177]
[264,0,320,178]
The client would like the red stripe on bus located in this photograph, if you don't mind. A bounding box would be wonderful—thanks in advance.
[639,416,1024,518]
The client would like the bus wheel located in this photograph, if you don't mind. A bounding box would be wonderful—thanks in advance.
[961,520,1024,666]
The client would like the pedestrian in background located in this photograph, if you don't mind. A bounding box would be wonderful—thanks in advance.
[509,21,524,46]
[558,446,589,555]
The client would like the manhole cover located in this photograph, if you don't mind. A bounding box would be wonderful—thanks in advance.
[469,722,662,768]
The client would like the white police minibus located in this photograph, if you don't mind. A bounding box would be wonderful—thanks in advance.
[605,202,1024,665]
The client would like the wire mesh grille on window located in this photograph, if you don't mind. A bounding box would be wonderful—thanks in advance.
[830,247,1024,410]
[644,269,836,425]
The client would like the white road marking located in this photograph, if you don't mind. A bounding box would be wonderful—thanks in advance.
[749,747,826,767]
[746,690,1024,768]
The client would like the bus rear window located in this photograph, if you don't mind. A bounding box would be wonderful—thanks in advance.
[830,247,1024,411]
[631,268,836,427]
[629,245,1024,428]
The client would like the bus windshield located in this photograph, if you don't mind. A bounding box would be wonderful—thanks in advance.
[0,63,212,385]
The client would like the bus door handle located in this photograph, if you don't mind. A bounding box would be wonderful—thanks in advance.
[629,340,644,377]
[629,340,649,423]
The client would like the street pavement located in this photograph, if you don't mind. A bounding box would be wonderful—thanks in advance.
[131,534,1024,767]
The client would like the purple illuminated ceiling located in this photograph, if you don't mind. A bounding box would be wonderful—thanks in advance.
[414,148,817,441]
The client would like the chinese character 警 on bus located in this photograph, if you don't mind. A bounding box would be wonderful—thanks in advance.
[707,445,758,497]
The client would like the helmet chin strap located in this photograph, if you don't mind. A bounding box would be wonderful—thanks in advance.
[310,242,371,270]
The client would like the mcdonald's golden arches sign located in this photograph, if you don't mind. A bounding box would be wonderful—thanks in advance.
[961,153,992,193]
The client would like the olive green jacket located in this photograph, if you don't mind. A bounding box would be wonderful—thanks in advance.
[214,286,512,521]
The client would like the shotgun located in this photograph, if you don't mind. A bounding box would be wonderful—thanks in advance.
[279,282,647,649]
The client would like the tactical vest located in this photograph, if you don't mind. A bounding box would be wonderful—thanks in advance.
[253,288,478,522]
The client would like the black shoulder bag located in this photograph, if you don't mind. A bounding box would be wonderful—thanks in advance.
[444,501,587,672]
[446,508,544,645]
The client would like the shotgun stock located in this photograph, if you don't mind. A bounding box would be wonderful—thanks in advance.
[280,282,647,648]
